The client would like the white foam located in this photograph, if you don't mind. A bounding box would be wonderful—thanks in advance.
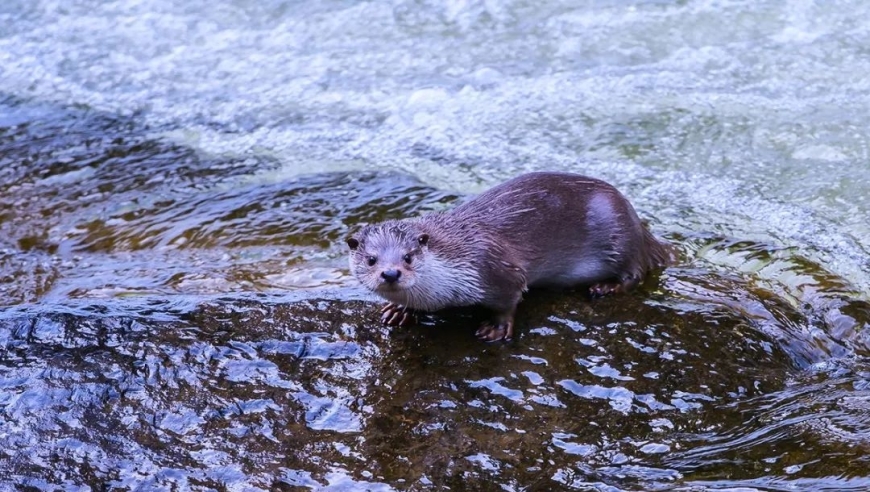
[2,0,869,291]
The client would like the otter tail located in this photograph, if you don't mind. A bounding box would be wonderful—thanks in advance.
[642,227,678,269]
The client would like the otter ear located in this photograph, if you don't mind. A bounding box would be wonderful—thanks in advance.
[417,234,429,246]
[346,237,360,250]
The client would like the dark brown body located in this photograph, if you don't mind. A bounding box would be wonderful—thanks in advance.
[347,172,674,341]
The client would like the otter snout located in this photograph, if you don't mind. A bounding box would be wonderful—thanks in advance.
[381,269,401,284]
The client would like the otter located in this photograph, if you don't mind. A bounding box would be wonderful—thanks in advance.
[346,172,675,341]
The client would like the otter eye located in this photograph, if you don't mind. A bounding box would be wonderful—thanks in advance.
[403,254,412,265]
[417,234,429,246]
[366,256,377,266]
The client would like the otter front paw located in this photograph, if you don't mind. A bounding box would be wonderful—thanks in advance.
[475,321,514,342]
[380,303,416,326]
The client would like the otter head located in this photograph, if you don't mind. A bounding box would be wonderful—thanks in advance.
[346,221,430,304]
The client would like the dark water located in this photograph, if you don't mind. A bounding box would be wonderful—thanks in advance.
[2,0,870,490]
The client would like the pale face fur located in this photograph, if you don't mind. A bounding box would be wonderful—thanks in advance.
[346,220,483,311]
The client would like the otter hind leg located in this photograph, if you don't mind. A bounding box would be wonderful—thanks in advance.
[588,273,641,298]
[588,282,624,298]
[380,303,416,326]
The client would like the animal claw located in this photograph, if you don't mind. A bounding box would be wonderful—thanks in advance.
[475,321,514,342]
[380,303,416,327]
[588,282,623,298]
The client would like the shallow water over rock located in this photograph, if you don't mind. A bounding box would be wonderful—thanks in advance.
[1,0,870,490]
[2,268,868,490]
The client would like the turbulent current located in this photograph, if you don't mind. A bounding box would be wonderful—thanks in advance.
[1,0,869,490]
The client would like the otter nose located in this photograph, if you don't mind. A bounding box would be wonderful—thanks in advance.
[381,269,401,284]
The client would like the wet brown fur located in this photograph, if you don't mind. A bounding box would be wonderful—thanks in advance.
[347,172,675,341]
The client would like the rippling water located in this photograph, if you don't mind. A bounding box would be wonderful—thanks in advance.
[1,0,869,490]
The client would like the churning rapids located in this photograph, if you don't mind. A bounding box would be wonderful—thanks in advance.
[1,0,869,490]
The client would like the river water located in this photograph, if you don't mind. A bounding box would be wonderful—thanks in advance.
[1,0,869,490]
